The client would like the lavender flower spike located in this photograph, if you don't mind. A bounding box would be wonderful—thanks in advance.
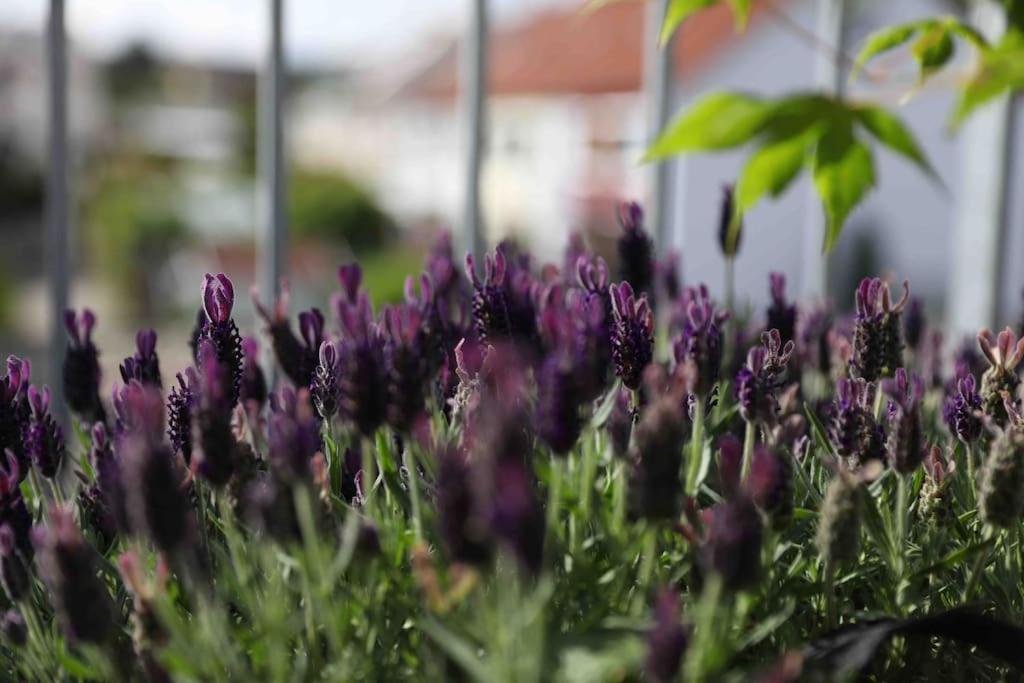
[609,281,653,391]
[312,340,341,421]
[882,368,926,474]
[119,329,162,388]
[766,272,796,345]
[616,201,654,295]
[63,308,106,424]
[978,326,1024,425]
[849,277,909,381]
[645,589,688,683]
[196,273,243,405]
[943,373,982,444]
[25,385,66,479]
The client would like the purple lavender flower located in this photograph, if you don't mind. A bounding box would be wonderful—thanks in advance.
[337,263,363,306]
[656,250,682,305]
[645,589,688,683]
[0,357,30,471]
[575,256,614,397]
[311,341,341,421]
[766,272,796,345]
[903,297,925,353]
[563,231,588,283]
[882,368,926,474]
[747,445,794,530]
[718,434,743,498]
[978,327,1024,426]
[24,386,66,479]
[489,454,545,575]
[337,293,388,436]
[829,378,885,468]
[616,201,654,295]
[609,281,653,391]
[465,249,540,352]
[243,475,301,543]
[425,231,467,305]
[239,336,268,408]
[382,304,430,433]
[699,494,763,592]
[253,283,324,389]
[119,329,161,388]
[32,507,116,645]
[534,350,583,455]
[63,309,106,424]
[166,369,199,464]
[436,445,492,567]
[192,339,238,487]
[628,393,689,521]
[672,285,728,396]
[717,184,742,258]
[796,304,832,376]
[195,273,243,406]
[849,277,909,381]
[606,388,635,459]
[735,330,795,425]
[943,372,983,444]
[0,524,29,601]
[267,388,321,483]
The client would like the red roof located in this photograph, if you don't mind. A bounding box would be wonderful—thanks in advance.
[403,1,763,99]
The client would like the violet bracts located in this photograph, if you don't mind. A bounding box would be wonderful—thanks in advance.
[119,329,161,388]
[735,329,795,425]
[311,341,341,421]
[616,201,654,296]
[673,285,728,397]
[253,282,325,389]
[25,386,66,478]
[849,277,909,382]
[609,281,653,391]
[195,273,243,406]
[943,372,983,444]
[883,368,926,474]
[63,309,106,424]
[267,388,321,483]
[336,292,388,436]
[166,369,199,465]
[239,336,268,408]
[977,327,1024,426]
[382,303,430,433]
[829,378,885,469]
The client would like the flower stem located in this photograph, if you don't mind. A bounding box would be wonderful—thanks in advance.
[632,526,658,614]
[404,447,423,543]
[741,419,755,483]
[824,559,837,628]
[964,526,995,601]
[685,397,706,496]
[895,474,908,592]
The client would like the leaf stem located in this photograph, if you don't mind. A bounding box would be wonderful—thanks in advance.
[686,397,706,496]
[741,419,755,483]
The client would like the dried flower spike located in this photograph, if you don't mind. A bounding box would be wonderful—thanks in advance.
[816,471,862,567]
[977,327,1024,426]
[849,277,909,382]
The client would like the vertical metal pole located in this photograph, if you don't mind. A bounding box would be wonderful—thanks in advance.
[801,0,846,299]
[949,0,1010,335]
[46,0,68,409]
[644,0,675,254]
[461,0,488,262]
[260,0,286,323]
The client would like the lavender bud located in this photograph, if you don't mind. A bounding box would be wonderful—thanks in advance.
[766,273,796,345]
[882,368,925,475]
[717,184,742,258]
[700,495,763,591]
[337,294,388,436]
[1,609,26,647]
[0,524,29,600]
[63,309,106,424]
[465,249,540,352]
[243,475,301,543]
[606,388,635,459]
[977,327,1024,426]
[718,434,743,498]
[903,297,925,352]
[610,281,654,390]
[267,388,321,483]
[645,589,688,683]
[192,340,238,487]
[829,378,884,469]
[196,273,243,406]
[311,341,341,421]
[166,369,199,465]
[629,395,689,521]
[943,372,983,444]
[735,330,795,425]
[534,351,583,456]
[816,472,862,567]
[979,416,1024,529]
[616,201,654,295]
[490,454,545,575]
[0,356,30,471]
[919,447,957,527]
[119,329,162,387]
[239,337,268,408]
[849,278,909,381]
[253,283,324,389]
[383,304,430,433]
[672,285,728,397]
[32,507,116,645]
[25,385,66,478]
[747,446,794,530]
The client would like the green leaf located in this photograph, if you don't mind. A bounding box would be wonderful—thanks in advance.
[661,0,717,45]
[736,131,812,210]
[852,23,921,80]
[854,105,938,181]
[645,92,769,160]
[911,25,955,81]
[812,120,875,252]
[590,379,623,429]
[953,44,1024,124]
[726,0,752,30]
[420,618,491,682]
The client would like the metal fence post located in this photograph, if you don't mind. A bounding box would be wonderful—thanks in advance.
[461,0,488,263]
[644,0,676,254]
[260,0,287,378]
[801,0,846,299]
[46,0,69,412]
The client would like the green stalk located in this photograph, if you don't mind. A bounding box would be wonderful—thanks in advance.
[361,437,378,510]
[824,559,837,628]
[740,419,755,482]
[964,526,996,601]
[579,433,598,521]
[632,526,658,614]
[724,258,735,315]
[405,446,424,543]
[964,442,976,502]
[685,396,706,496]
[895,475,908,597]
[546,458,564,543]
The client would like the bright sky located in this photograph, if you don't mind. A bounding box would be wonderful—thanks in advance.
[0,0,576,68]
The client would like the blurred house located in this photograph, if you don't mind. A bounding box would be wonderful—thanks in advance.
[292,0,1021,316]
